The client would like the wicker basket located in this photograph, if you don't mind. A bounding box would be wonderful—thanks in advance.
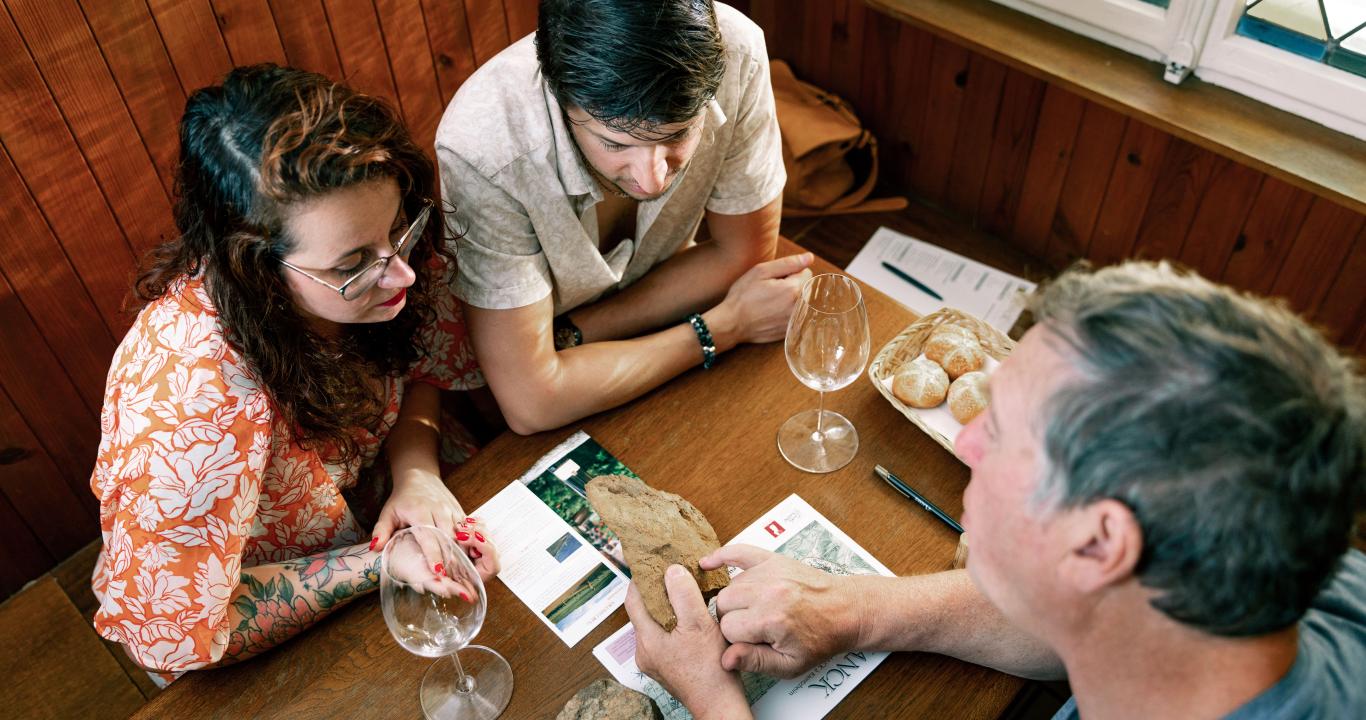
[868,308,1017,456]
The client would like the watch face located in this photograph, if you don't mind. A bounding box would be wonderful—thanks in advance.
[555,326,579,350]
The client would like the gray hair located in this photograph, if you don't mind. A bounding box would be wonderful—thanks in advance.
[1030,261,1364,636]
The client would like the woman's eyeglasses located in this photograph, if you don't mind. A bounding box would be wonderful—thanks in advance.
[279,201,432,301]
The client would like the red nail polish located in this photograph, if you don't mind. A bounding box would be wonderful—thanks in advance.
[456,531,470,541]
[369,538,378,551]
[434,562,444,575]
[474,532,485,543]
[459,591,471,602]
[465,517,478,524]
[470,548,482,559]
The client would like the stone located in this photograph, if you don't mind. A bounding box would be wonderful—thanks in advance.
[556,678,662,720]
[585,474,729,631]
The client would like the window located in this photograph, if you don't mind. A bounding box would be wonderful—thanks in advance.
[992,0,1366,141]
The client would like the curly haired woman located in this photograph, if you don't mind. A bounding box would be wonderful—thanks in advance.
[89,64,498,682]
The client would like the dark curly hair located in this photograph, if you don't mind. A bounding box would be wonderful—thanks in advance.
[136,64,453,463]
[536,0,725,138]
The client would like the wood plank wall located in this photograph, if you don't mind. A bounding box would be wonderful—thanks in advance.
[0,0,538,598]
[1,0,1362,597]
[738,0,1366,356]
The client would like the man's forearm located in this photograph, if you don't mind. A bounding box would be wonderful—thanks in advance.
[853,570,1066,680]
[573,238,768,343]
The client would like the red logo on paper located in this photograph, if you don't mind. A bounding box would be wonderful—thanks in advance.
[764,521,785,538]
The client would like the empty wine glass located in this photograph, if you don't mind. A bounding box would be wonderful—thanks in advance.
[778,273,871,473]
[381,525,513,719]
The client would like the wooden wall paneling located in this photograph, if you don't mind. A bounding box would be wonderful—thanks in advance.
[0,389,96,559]
[1312,225,1366,346]
[910,36,971,205]
[8,0,177,258]
[748,0,804,70]
[1128,139,1220,263]
[503,0,538,41]
[0,271,101,512]
[1269,198,1366,317]
[1045,100,1127,268]
[420,0,478,103]
[852,6,898,147]
[1220,176,1316,294]
[1011,83,1085,261]
[1176,160,1264,280]
[1086,120,1171,266]
[876,22,935,191]
[320,0,400,105]
[0,147,117,413]
[0,9,138,339]
[746,0,777,53]
[78,0,187,196]
[146,0,234,94]
[822,0,867,106]
[943,53,1007,219]
[208,0,286,67]
[462,0,510,66]
[797,0,836,94]
[976,69,1045,239]
[0,490,53,598]
[266,0,343,78]
[373,0,446,151]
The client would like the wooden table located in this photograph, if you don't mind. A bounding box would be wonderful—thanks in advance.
[132,245,1025,718]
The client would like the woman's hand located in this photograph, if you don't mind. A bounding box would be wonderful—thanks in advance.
[627,565,752,720]
[371,471,465,551]
[455,516,500,584]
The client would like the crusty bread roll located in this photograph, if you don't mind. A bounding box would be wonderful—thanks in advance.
[923,324,976,360]
[938,342,986,380]
[893,357,949,408]
[948,371,990,424]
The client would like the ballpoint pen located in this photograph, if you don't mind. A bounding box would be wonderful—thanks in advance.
[874,464,964,534]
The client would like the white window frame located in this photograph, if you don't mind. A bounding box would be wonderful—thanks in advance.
[1195,0,1366,141]
[991,0,1366,142]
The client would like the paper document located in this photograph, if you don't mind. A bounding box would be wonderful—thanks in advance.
[846,226,1036,331]
[471,431,635,646]
[592,495,894,720]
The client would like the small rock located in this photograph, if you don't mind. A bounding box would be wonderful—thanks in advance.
[586,475,729,631]
[557,678,662,720]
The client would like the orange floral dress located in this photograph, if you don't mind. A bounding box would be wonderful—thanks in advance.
[89,273,483,676]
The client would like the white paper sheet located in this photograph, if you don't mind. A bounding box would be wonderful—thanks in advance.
[592,495,894,720]
[846,226,1036,331]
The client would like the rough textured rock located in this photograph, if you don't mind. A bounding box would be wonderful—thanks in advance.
[556,678,662,720]
[585,474,729,631]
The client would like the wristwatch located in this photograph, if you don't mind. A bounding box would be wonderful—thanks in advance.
[553,314,583,350]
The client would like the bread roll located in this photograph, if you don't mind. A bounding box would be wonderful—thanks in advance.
[892,357,949,408]
[948,371,990,424]
[923,324,976,361]
[925,326,987,379]
[938,343,986,379]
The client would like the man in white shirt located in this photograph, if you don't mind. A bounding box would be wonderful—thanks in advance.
[628,261,1366,719]
[437,0,810,434]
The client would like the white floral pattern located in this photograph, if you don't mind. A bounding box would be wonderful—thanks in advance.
[90,274,481,674]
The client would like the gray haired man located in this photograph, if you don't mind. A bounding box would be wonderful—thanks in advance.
[626,261,1366,719]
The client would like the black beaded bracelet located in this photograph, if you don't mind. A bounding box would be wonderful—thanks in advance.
[686,313,717,370]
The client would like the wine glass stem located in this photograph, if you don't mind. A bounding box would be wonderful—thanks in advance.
[816,390,826,436]
[450,652,474,693]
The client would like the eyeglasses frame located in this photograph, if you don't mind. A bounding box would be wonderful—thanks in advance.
[278,199,433,301]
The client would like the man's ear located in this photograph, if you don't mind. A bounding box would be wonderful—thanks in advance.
[1058,499,1143,594]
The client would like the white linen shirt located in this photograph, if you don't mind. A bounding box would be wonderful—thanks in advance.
[435,3,786,314]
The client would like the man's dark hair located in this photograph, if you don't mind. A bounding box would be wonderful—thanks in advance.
[536,0,725,137]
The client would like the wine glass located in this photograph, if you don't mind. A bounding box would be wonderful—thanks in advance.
[778,273,871,473]
[381,525,513,719]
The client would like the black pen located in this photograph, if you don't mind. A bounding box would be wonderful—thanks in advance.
[874,464,964,534]
[880,261,943,301]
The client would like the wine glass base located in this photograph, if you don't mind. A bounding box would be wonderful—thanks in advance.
[420,645,514,720]
[777,409,859,473]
